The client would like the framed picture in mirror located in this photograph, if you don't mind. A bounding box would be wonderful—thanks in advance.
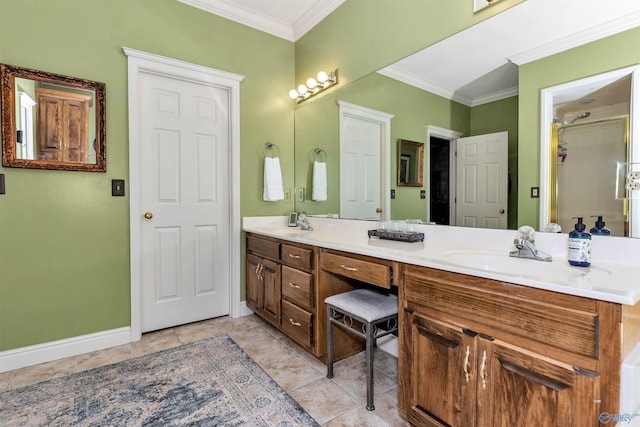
[1,64,106,172]
[397,139,424,187]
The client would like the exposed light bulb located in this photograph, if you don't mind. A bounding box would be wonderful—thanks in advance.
[306,77,318,89]
[317,71,329,83]
[289,89,299,100]
[297,84,308,95]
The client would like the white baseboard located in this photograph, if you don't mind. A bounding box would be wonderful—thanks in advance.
[2,303,254,373]
[0,327,131,373]
[237,301,254,317]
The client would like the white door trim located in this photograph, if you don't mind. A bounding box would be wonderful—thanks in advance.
[337,100,393,221]
[124,47,245,342]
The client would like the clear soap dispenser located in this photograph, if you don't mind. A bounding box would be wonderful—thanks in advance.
[568,217,591,267]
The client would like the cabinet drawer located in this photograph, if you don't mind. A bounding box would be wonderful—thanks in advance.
[281,244,312,270]
[247,235,280,259]
[282,265,313,311]
[282,300,313,350]
[320,252,392,289]
[404,267,599,360]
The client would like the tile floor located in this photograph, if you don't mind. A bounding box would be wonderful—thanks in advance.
[0,315,410,426]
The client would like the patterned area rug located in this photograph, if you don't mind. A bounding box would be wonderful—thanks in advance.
[0,335,320,426]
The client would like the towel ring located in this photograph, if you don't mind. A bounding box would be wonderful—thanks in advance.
[263,142,280,158]
[314,148,327,162]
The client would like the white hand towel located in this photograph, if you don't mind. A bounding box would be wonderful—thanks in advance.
[312,160,327,201]
[263,157,284,201]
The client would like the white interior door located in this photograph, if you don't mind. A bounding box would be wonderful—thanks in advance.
[456,131,508,228]
[139,71,230,332]
[339,101,393,220]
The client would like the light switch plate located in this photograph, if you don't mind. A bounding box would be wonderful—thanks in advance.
[531,187,540,198]
[112,179,125,196]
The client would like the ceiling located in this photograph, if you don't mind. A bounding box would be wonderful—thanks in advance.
[180,0,640,107]
[378,0,640,106]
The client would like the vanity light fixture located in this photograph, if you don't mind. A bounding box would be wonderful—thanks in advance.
[289,70,337,103]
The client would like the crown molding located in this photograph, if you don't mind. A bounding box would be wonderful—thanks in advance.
[178,0,294,40]
[509,11,640,65]
[470,86,519,107]
[178,0,344,41]
[292,0,345,41]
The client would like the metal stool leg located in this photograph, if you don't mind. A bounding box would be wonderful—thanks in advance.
[326,305,334,379]
[365,321,375,411]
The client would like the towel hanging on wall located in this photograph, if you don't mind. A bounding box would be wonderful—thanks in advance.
[312,148,327,201]
[263,143,284,201]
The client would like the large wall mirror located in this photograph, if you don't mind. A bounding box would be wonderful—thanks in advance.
[292,2,640,237]
[1,64,106,172]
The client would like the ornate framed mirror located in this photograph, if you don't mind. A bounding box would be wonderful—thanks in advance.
[1,64,106,172]
[397,139,424,187]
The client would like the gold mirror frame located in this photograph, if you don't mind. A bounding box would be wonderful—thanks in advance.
[1,64,106,172]
[397,139,424,187]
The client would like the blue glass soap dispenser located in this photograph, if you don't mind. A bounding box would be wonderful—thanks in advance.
[568,217,591,267]
[590,215,611,236]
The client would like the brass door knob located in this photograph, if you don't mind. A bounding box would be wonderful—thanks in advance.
[376,208,382,213]
[143,212,153,220]
[499,209,505,214]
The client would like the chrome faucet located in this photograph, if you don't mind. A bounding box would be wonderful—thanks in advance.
[509,226,552,261]
[297,212,313,231]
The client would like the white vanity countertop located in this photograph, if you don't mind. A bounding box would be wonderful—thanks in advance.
[244,216,640,305]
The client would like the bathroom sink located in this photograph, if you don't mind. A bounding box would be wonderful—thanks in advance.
[439,250,612,285]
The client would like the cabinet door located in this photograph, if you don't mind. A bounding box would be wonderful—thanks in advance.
[261,258,281,327]
[407,312,476,427]
[476,339,600,427]
[246,254,262,313]
[62,99,89,162]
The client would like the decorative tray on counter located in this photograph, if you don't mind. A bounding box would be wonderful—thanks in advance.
[368,229,425,242]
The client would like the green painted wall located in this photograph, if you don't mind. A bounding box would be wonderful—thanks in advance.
[0,0,294,350]
[295,0,525,90]
[518,27,640,228]
[3,0,629,354]
[295,73,470,220]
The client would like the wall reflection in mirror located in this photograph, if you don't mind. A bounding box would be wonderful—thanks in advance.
[292,10,640,237]
[1,64,106,172]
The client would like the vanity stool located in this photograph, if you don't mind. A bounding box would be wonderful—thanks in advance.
[325,288,398,411]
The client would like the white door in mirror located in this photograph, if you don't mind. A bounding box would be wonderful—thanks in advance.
[456,131,508,229]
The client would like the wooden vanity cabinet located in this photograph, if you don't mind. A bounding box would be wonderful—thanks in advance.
[246,234,400,362]
[399,264,620,427]
[246,233,316,350]
[246,254,281,329]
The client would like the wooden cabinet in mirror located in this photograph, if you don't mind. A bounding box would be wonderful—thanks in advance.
[1,64,106,172]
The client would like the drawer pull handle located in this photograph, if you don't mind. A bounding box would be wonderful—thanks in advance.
[288,318,301,327]
[289,282,301,289]
[480,350,487,390]
[288,254,301,259]
[340,264,359,272]
[463,345,470,383]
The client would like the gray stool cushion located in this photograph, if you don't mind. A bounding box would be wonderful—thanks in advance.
[325,289,398,322]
